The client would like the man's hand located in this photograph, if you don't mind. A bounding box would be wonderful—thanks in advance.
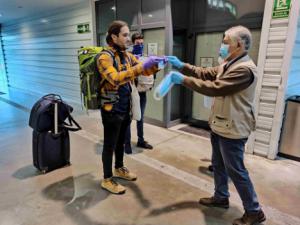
[169,71,185,84]
[154,71,185,100]
[166,56,184,69]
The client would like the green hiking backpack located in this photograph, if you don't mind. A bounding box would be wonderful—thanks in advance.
[78,46,116,109]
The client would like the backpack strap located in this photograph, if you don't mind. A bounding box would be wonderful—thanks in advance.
[100,49,118,70]
[97,49,118,89]
[126,52,134,67]
[56,99,81,131]
[59,114,82,132]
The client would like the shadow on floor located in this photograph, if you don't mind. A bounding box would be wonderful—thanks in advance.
[43,173,109,225]
[198,166,232,184]
[146,200,243,225]
[200,205,243,225]
[42,173,106,207]
[12,164,40,180]
[200,158,212,163]
[42,173,155,225]
[117,178,152,208]
[198,166,214,179]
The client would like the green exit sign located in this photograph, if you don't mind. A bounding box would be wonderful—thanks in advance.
[77,23,90,33]
[272,0,291,19]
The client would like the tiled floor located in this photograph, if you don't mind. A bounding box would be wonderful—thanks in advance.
[0,88,300,225]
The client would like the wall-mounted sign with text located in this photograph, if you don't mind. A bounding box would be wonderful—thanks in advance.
[147,43,158,56]
[200,57,214,68]
[272,0,291,19]
[77,23,90,33]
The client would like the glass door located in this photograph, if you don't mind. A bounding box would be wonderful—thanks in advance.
[142,28,166,122]
[191,32,223,125]
[190,29,261,127]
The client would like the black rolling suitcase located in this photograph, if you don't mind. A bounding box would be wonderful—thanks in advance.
[32,130,70,173]
[31,96,81,173]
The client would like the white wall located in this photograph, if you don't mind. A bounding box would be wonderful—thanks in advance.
[286,15,300,98]
[247,0,300,159]
[1,1,94,103]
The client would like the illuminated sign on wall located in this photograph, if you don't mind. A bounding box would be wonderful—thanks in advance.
[272,0,291,19]
[207,0,237,17]
[77,23,90,33]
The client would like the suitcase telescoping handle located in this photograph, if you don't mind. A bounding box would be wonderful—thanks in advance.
[53,101,81,134]
[54,102,58,134]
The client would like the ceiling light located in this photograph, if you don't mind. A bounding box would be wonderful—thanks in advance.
[111,6,116,11]
[0,14,2,17]
[41,19,48,23]
[148,14,153,18]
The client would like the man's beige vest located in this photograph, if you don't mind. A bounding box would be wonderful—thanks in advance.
[209,55,257,139]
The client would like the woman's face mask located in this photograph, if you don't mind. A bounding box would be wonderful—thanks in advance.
[132,44,144,56]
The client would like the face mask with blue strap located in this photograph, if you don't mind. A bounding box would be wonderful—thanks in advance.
[132,44,144,56]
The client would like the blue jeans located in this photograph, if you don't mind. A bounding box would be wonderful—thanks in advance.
[211,132,261,212]
[125,92,147,145]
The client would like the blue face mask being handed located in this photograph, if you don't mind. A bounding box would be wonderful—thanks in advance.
[132,44,144,56]
[219,43,230,59]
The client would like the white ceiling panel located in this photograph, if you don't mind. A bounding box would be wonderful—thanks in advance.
[0,0,88,24]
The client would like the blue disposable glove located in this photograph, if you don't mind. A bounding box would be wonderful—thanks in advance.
[153,71,185,100]
[166,56,184,69]
[170,71,185,84]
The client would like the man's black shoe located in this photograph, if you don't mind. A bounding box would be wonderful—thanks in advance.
[232,209,266,225]
[199,196,229,209]
[208,165,214,172]
[137,141,153,149]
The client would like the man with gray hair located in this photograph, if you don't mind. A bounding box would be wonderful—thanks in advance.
[166,25,266,225]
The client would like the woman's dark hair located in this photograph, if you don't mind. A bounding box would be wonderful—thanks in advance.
[131,32,144,43]
[106,20,128,46]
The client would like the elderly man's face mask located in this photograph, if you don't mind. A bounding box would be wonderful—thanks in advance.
[218,35,241,64]
[219,43,230,59]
